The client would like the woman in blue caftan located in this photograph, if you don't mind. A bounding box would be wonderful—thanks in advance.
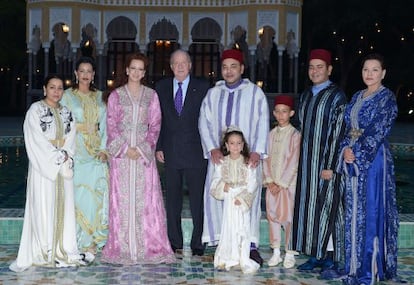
[339,53,398,285]
[61,57,109,253]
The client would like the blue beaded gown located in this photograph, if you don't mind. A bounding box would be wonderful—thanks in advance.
[339,86,398,285]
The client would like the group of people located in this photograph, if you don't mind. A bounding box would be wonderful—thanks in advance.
[9,46,399,285]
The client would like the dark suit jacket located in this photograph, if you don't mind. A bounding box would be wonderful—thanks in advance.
[155,76,210,169]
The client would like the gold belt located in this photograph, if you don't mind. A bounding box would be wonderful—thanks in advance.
[49,139,65,148]
[348,128,364,139]
[77,123,99,134]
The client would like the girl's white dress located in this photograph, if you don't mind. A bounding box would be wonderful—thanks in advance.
[210,155,260,274]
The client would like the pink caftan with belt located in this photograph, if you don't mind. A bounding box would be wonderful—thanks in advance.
[101,85,175,264]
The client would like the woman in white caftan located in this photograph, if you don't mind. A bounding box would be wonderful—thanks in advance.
[9,75,92,272]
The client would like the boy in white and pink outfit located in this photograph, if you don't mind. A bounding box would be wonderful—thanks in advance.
[263,95,301,268]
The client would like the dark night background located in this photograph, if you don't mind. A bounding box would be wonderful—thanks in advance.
[0,0,413,120]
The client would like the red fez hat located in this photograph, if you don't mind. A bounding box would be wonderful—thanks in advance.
[274,95,294,110]
[221,49,243,64]
[309,49,332,65]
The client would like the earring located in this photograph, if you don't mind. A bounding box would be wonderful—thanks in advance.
[91,79,94,85]
[44,92,46,97]
[76,77,79,84]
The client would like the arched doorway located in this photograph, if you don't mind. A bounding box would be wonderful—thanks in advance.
[105,16,140,85]
[189,17,222,85]
[256,25,278,92]
[50,22,72,83]
[147,18,180,85]
[80,23,98,58]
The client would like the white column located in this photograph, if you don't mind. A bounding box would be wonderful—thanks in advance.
[27,48,33,91]
[27,48,33,108]
[97,44,104,90]
[249,46,256,82]
[71,43,79,73]
[277,45,285,93]
[43,43,50,77]
[294,50,299,94]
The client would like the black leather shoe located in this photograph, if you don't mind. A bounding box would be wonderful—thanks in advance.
[192,249,204,256]
[249,249,263,266]
[173,248,183,259]
[297,257,325,270]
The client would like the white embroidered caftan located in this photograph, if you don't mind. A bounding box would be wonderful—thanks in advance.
[9,101,84,272]
[211,156,260,274]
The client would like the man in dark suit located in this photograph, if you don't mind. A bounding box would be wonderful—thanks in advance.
[155,49,210,257]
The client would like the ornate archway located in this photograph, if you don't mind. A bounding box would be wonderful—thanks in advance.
[105,16,140,83]
[147,18,180,84]
[189,17,222,84]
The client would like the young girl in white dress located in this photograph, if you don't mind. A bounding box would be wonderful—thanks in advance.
[211,126,260,274]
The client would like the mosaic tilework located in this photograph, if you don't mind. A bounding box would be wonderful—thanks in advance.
[398,223,414,249]
[400,213,414,222]
[0,245,413,285]
[2,216,414,250]
[0,218,23,245]
[0,136,24,147]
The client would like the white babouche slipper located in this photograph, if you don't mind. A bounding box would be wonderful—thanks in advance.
[268,252,282,267]
[283,252,296,268]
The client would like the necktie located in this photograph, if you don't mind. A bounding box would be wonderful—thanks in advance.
[175,82,183,115]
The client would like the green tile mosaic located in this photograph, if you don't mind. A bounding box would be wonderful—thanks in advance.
[3,218,412,249]
[398,223,414,248]
[0,219,23,244]
[1,244,413,285]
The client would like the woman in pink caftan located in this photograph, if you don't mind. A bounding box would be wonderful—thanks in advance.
[101,53,175,264]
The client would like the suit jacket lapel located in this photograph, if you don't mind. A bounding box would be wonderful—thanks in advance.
[166,79,178,115]
[182,77,196,112]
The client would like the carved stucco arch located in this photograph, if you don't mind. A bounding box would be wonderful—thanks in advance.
[191,17,222,42]
[149,18,179,41]
[106,16,137,40]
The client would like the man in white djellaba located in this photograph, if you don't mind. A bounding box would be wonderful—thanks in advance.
[199,48,269,266]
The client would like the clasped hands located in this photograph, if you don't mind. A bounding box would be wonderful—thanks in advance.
[96,152,108,162]
[223,183,241,206]
[343,147,355,163]
[126,146,141,160]
[266,182,283,195]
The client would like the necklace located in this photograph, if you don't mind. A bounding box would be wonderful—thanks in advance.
[363,85,383,98]
[42,99,60,109]
[127,85,142,99]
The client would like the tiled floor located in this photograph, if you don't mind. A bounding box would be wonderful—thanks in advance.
[1,245,414,285]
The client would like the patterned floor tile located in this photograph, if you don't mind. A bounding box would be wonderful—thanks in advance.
[0,245,413,285]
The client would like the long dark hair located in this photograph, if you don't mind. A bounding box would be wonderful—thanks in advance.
[72,56,97,92]
[103,52,149,103]
[220,130,250,164]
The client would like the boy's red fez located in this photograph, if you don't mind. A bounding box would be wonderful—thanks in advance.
[221,49,244,64]
[274,95,294,110]
[309,49,332,65]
